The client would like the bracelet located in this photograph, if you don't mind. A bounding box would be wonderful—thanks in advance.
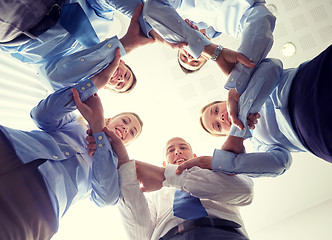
[211,45,223,61]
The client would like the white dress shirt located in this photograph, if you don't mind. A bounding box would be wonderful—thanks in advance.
[118,161,253,240]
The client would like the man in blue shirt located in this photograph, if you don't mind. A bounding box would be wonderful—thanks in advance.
[0,0,154,93]
[177,45,332,177]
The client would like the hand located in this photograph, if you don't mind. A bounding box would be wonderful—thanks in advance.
[135,160,165,192]
[120,4,155,53]
[72,89,104,133]
[86,129,96,156]
[150,29,187,49]
[221,135,245,154]
[103,127,130,168]
[176,156,212,175]
[227,89,260,130]
[216,48,256,76]
[91,48,121,89]
[184,19,209,39]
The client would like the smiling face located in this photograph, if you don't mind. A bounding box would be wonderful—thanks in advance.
[106,113,142,146]
[178,49,207,72]
[107,61,134,93]
[165,137,194,165]
[201,101,231,136]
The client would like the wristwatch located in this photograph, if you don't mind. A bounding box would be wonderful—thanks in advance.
[211,45,223,61]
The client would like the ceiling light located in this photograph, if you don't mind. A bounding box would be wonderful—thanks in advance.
[281,42,296,57]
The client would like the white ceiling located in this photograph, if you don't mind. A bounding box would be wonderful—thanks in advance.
[0,0,331,239]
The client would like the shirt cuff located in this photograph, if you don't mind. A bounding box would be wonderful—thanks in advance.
[119,160,138,186]
[163,164,184,188]
[92,131,113,152]
[224,63,252,94]
[212,149,237,173]
[72,79,98,102]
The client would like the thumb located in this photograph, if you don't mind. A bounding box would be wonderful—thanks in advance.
[132,3,143,21]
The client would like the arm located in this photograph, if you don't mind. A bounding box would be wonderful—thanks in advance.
[31,79,98,131]
[143,0,211,58]
[118,161,155,240]
[164,164,253,206]
[94,0,152,36]
[225,4,276,93]
[228,58,283,139]
[212,144,293,178]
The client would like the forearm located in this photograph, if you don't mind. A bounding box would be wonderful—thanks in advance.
[41,37,126,89]
[229,58,283,139]
[103,0,152,36]
[31,79,97,130]
[225,4,276,93]
[212,146,292,177]
[91,131,120,206]
[164,164,253,205]
[118,161,154,239]
[143,0,210,58]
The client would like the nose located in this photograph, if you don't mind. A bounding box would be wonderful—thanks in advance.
[219,113,226,122]
[174,148,182,155]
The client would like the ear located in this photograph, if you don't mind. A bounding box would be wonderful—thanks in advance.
[162,161,166,167]
[193,154,197,158]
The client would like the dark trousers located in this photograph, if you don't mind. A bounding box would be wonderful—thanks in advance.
[288,45,332,163]
[0,131,58,240]
[169,227,248,240]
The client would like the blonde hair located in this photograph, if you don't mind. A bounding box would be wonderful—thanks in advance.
[199,100,227,137]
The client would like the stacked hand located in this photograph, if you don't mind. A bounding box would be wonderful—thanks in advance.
[135,161,165,192]
[72,89,105,133]
[120,4,155,54]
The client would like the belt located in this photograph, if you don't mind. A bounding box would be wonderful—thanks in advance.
[159,217,241,240]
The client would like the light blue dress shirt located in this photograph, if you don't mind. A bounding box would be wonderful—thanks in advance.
[212,59,311,177]
[0,79,120,224]
[143,0,275,93]
[0,0,151,90]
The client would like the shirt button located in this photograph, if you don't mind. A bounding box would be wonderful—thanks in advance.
[53,155,58,159]
[107,43,112,48]
[98,143,103,148]
[237,81,242,85]
[249,99,253,103]
[81,87,85,91]
[197,39,201,43]
[98,136,103,140]
[177,19,181,23]
[250,57,253,61]
[80,58,85,62]
[87,83,91,87]
[231,78,235,82]
[219,166,222,169]
[65,152,70,156]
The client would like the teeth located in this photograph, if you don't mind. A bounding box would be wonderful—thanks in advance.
[115,128,123,139]
[176,159,185,163]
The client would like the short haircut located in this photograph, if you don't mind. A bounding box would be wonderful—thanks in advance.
[199,100,227,137]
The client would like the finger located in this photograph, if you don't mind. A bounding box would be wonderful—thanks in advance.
[109,48,121,69]
[254,112,261,119]
[86,143,97,150]
[171,42,188,49]
[247,113,258,124]
[88,149,95,157]
[176,161,193,175]
[72,88,83,109]
[86,128,92,136]
[86,135,96,143]
[103,127,122,144]
[247,120,255,130]
[233,119,244,130]
[236,53,256,68]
